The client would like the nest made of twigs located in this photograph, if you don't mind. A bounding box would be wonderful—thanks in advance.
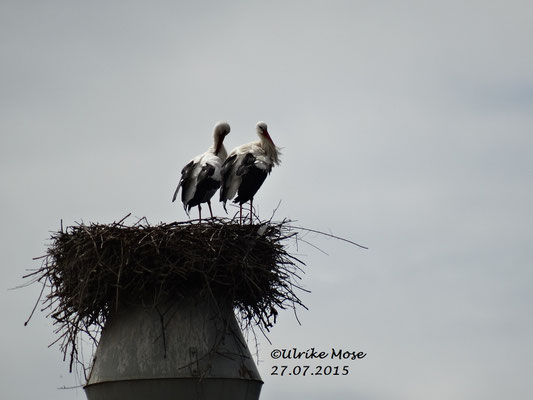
[26,216,307,371]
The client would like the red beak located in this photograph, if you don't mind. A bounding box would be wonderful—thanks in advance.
[263,129,275,145]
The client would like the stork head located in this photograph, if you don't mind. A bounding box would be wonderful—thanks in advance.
[256,121,274,144]
[256,121,281,165]
[214,121,231,138]
[213,121,230,155]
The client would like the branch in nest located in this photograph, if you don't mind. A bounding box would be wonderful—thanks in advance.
[26,216,307,372]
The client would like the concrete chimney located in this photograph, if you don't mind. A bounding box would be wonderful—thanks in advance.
[84,294,263,399]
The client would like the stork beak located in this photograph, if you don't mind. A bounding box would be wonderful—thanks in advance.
[262,129,275,145]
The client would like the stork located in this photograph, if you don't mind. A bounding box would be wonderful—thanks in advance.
[172,121,230,221]
[220,121,281,223]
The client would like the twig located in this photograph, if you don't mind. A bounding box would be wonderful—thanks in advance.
[24,281,46,326]
[290,225,368,249]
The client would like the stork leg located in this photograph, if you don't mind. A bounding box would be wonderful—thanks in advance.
[249,199,253,225]
[239,204,243,224]
[207,200,214,219]
[198,204,202,223]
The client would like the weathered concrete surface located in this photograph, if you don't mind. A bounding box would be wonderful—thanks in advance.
[84,295,262,400]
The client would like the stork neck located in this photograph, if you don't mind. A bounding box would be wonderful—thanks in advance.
[214,135,224,156]
[259,138,280,166]
[213,141,227,160]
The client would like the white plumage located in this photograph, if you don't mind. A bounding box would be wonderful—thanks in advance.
[220,121,281,223]
[172,121,230,220]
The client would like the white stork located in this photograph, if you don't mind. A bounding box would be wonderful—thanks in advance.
[220,121,281,223]
[172,121,230,221]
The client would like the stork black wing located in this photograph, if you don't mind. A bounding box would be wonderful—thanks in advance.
[220,154,238,202]
[234,153,268,204]
[187,163,219,208]
[172,160,195,202]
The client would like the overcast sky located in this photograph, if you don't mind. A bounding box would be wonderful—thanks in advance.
[2,1,533,399]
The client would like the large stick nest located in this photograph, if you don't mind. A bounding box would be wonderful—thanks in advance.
[26,216,307,372]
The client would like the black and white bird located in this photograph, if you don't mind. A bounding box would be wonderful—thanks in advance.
[172,121,230,221]
[220,121,281,223]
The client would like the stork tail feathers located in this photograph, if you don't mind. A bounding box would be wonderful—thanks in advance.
[172,183,181,203]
